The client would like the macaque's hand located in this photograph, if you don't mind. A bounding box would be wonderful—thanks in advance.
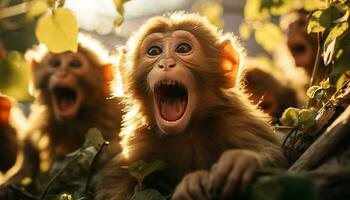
[207,149,260,199]
[172,170,209,200]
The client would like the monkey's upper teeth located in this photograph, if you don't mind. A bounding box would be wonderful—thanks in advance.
[161,80,176,85]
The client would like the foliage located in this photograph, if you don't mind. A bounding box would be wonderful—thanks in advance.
[125,160,168,200]
[0,0,128,53]
[11,128,107,200]
[240,0,350,81]
[0,0,129,101]
[0,51,32,101]
[246,170,319,200]
[192,0,223,28]
[280,108,317,129]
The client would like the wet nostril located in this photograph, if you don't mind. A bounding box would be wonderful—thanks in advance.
[169,64,176,68]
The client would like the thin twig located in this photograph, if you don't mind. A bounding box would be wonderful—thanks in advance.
[307,32,322,109]
[309,32,322,88]
[84,141,109,194]
[282,127,298,148]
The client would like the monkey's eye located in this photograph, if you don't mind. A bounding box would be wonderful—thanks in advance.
[175,43,192,53]
[49,58,61,68]
[70,59,82,68]
[147,46,162,56]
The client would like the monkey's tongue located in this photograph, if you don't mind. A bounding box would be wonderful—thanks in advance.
[160,100,186,121]
[58,98,75,111]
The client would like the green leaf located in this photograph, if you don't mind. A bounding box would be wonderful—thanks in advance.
[323,21,349,65]
[239,22,251,40]
[131,189,167,200]
[255,22,283,52]
[336,72,350,90]
[333,9,349,23]
[128,160,167,180]
[259,0,293,15]
[307,7,340,33]
[114,16,124,27]
[114,0,125,15]
[244,0,270,21]
[298,109,317,129]
[303,0,328,11]
[280,107,299,126]
[35,8,78,53]
[0,51,32,101]
[83,128,105,148]
[307,85,322,98]
[59,193,73,200]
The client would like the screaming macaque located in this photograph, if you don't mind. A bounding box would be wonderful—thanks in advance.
[10,34,124,183]
[281,9,329,84]
[96,12,286,200]
[240,59,304,119]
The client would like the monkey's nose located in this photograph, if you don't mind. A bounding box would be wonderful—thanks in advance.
[158,59,176,70]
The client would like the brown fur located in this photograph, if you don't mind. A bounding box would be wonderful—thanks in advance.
[240,61,302,118]
[12,35,124,181]
[96,12,286,199]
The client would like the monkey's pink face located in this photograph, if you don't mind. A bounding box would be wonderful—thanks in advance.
[41,52,89,121]
[140,30,201,135]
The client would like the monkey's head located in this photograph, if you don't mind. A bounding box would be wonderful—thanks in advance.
[26,35,114,121]
[242,63,300,118]
[121,12,241,135]
[281,10,317,75]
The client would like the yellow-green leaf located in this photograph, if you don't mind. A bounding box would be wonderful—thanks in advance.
[280,107,299,127]
[299,109,317,129]
[239,22,251,40]
[255,22,283,52]
[114,0,124,14]
[306,85,322,98]
[114,16,124,27]
[303,0,328,11]
[323,21,349,65]
[336,72,350,90]
[244,0,270,21]
[35,8,78,53]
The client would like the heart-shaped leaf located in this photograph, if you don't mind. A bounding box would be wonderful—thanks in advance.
[35,8,78,53]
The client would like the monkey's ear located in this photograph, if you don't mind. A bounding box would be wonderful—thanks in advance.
[101,63,114,95]
[117,47,127,78]
[220,39,240,88]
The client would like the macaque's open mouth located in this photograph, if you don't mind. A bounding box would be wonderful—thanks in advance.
[154,80,188,122]
[52,86,81,119]
[291,43,306,55]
